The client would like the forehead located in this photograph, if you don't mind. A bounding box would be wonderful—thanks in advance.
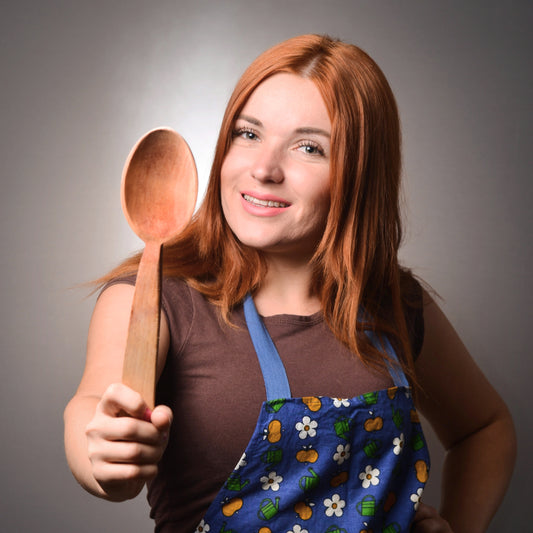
[240,73,330,129]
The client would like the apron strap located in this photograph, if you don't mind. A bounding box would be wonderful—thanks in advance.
[243,294,292,400]
[243,294,410,400]
[364,330,410,388]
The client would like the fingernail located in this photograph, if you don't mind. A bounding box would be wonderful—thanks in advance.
[143,408,153,422]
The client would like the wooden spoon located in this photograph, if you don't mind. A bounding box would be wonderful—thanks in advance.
[121,127,197,409]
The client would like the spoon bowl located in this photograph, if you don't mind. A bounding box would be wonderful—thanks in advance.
[121,127,198,408]
[121,128,197,243]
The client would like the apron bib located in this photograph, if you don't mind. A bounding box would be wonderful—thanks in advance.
[195,295,430,533]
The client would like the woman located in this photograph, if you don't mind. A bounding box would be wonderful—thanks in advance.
[64,35,515,532]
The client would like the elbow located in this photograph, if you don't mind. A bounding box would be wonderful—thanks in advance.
[459,402,517,475]
[499,404,517,472]
[445,401,517,470]
[486,400,518,470]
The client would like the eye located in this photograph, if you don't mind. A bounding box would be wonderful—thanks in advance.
[297,141,325,157]
[233,127,259,142]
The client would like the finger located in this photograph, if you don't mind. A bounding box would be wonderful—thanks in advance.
[89,438,162,466]
[98,383,150,420]
[86,412,161,445]
[149,405,173,433]
[413,502,440,522]
[411,503,453,533]
[92,460,159,485]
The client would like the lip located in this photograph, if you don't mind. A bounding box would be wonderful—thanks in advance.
[240,190,291,217]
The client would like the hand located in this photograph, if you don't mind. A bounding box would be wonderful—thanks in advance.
[85,383,173,501]
[411,502,454,532]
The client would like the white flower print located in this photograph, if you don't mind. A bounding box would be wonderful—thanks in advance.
[235,452,247,470]
[295,416,318,439]
[359,465,380,488]
[333,443,351,465]
[410,487,424,510]
[333,398,350,408]
[393,433,405,455]
[286,526,308,533]
[195,519,210,533]
[260,471,283,491]
[324,493,346,517]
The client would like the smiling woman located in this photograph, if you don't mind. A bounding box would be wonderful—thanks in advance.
[221,73,331,261]
[64,34,515,533]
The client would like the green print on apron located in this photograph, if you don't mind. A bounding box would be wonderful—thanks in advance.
[194,295,430,533]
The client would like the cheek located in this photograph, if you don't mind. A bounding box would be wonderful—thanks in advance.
[220,159,229,192]
[220,152,242,197]
[219,161,234,206]
[297,186,330,235]
[219,164,239,232]
[311,179,331,214]
[310,183,331,230]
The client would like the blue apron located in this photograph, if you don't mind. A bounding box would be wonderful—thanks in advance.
[195,295,430,533]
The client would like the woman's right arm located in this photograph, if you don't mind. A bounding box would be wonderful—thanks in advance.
[63,283,172,502]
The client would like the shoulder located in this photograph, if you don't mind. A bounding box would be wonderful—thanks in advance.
[100,276,200,354]
[160,276,195,317]
[399,268,424,304]
[399,270,425,359]
[160,277,237,355]
[101,275,196,322]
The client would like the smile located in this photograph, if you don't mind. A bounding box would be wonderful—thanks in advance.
[242,194,290,208]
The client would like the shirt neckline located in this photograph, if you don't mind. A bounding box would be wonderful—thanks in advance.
[261,310,324,326]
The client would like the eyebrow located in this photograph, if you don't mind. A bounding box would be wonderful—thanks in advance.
[237,114,330,138]
[238,114,262,127]
[295,127,331,138]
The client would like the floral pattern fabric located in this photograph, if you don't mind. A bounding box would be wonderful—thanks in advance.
[196,387,430,532]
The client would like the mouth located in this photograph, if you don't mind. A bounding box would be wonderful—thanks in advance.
[242,193,290,208]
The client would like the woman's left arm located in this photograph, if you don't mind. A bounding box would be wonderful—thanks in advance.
[413,292,516,533]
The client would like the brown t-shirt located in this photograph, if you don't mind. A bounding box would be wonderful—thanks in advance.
[110,277,423,532]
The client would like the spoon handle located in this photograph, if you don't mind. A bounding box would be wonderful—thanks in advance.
[122,240,162,410]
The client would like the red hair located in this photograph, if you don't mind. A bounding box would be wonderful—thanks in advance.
[100,35,418,380]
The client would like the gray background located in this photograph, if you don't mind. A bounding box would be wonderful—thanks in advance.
[1,1,530,531]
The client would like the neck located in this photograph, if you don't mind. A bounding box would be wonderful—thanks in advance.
[252,254,321,316]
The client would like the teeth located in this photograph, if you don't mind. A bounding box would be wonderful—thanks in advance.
[243,194,289,208]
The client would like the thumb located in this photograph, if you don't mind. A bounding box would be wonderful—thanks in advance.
[149,405,173,433]
[99,382,149,420]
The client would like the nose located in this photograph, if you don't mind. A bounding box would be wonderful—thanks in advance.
[250,143,284,183]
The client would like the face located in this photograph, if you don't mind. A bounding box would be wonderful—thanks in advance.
[220,73,331,260]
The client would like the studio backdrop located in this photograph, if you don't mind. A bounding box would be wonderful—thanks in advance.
[1,1,530,531]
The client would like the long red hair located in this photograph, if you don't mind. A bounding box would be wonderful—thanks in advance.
[100,34,418,379]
